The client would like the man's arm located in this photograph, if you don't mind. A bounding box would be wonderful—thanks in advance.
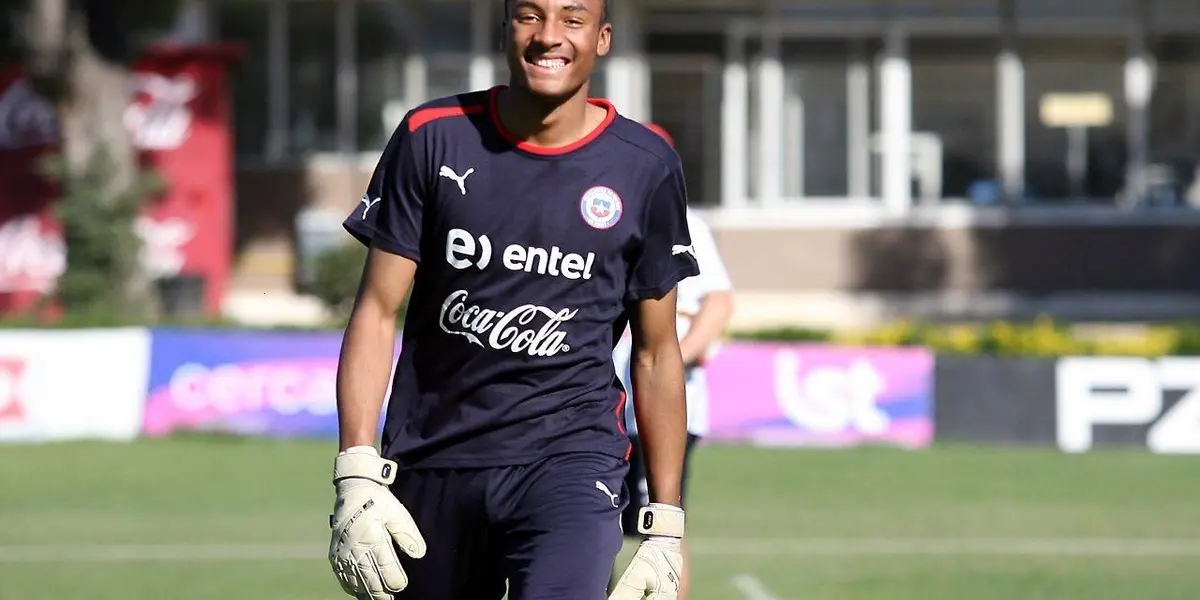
[335,248,417,451]
[629,287,689,507]
[678,212,735,366]
[334,111,428,452]
[679,291,734,366]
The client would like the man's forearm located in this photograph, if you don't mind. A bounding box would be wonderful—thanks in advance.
[679,293,734,364]
[335,305,397,451]
[631,347,689,507]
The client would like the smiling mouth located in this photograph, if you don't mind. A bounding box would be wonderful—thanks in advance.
[526,56,570,73]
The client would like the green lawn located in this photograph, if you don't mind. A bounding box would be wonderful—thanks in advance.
[0,438,1197,600]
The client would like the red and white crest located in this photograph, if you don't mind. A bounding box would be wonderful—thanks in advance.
[579,186,623,230]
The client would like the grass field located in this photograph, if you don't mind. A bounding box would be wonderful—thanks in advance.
[0,438,1197,600]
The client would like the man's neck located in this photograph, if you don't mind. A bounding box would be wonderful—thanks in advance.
[498,83,596,148]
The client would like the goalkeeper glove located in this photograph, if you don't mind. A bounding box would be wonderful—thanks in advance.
[328,446,426,600]
[609,503,685,600]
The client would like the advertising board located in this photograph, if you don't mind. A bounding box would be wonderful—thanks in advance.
[0,328,150,443]
[143,329,398,438]
[1056,356,1200,454]
[704,342,934,448]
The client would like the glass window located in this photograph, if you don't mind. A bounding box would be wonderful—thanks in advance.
[0,4,20,64]
[781,40,853,198]
[288,1,338,154]
[1016,0,1130,20]
[215,0,269,158]
[1023,37,1126,202]
[426,54,471,103]
[357,0,414,151]
[1148,36,1200,207]
[1151,0,1200,33]
[650,55,722,207]
[422,1,471,53]
[910,38,997,201]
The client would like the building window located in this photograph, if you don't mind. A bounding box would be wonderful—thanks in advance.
[426,54,471,103]
[781,40,854,199]
[1023,37,1127,202]
[288,1,338,154]
[215,0,269,158]
[357,0,414,151]
[422,1,472,53]
[1150,36,1200,206]
[910,38,998,202]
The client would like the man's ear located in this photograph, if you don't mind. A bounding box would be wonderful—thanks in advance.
[597,23,612,57]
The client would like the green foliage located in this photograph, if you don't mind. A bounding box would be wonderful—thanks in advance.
[736,316,1200,358]
[310,242,367,321]
[309,242,411,329]
[733,326,832,343]
[1168,322,1200,355]
[37,150,164,322]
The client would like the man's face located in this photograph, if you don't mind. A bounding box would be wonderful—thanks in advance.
[505,0,611,102]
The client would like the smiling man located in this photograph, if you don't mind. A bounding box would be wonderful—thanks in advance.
[326,1,696,600]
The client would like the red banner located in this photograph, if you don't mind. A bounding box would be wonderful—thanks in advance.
[0,44,241,316]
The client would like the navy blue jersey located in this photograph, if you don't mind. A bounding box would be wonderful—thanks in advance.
[343,86,699,469]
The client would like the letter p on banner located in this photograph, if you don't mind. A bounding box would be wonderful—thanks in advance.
[1056,356,1200,454]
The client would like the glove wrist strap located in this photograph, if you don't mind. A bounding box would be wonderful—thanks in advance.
[637,503,685,538]
[333,451,398,486]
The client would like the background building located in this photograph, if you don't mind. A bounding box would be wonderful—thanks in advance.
[2,7,1199,600]
[172,0,1200,327]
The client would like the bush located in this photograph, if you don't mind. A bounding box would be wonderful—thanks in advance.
[734,326,831,343]
[309,243,409,328]
[737,316,1195,358]
[310,242,368,321]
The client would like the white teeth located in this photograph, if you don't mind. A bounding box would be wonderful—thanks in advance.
[534,59,567,70]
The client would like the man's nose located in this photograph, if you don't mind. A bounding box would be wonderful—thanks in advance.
[531,18,564,48]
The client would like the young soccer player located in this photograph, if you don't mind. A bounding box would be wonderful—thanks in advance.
[612,123,736,600]
[327,1,697,599]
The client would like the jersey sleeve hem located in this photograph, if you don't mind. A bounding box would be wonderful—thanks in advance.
[343,219,374,249]
[625,262,701,302]
[342,221,422,262]
[371,237,422,262]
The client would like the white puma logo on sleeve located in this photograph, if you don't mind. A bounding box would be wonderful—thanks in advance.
[439,165,475,196]
[671,244,695,258]
[360,195,381,218]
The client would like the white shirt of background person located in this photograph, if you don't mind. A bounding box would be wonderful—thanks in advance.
[613,207,735,437]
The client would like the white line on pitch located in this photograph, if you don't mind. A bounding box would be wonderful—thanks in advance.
[2,538,1200,563]
[731,574,779,600]
[690,537,1200,557]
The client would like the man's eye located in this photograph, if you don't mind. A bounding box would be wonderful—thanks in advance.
[566,19,584,26]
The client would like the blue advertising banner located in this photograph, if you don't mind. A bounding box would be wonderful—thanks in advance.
[143,329,397,438]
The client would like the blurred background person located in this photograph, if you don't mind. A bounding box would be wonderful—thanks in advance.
[611,122,735,600]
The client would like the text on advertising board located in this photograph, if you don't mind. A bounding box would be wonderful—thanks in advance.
[1057,357,1200,454]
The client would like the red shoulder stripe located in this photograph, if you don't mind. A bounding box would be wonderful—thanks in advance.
[408,104,485,132]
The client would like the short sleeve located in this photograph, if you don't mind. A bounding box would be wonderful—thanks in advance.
[342,114,428,261]
[688,212,734,294]
[624,162,701,303]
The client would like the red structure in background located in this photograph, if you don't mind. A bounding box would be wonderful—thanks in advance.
[0,43,242,317]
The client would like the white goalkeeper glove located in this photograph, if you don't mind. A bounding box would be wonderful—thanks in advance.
[609,503,685,600]
[328,446,427,600]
